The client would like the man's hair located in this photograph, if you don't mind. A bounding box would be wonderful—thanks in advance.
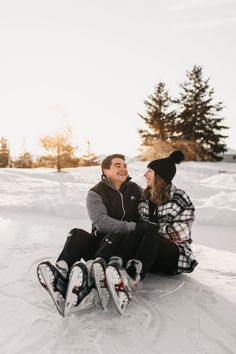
[101,153,125,175]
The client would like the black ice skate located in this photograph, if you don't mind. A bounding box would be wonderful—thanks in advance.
[37,260,68,316]
[64,261,90,316]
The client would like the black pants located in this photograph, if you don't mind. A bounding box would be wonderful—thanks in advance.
[57,228,104,269]
[57,228,179,276]
[95,230,179,276]
[149,237,179,275]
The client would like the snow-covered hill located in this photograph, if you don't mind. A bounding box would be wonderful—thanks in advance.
[0,161,236,353]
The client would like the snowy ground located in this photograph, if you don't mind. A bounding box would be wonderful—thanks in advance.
[0,161,236,354]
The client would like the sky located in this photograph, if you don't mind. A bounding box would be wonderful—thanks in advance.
[0,0,236,158]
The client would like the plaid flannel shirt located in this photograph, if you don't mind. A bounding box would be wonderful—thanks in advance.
[138,185,198,273]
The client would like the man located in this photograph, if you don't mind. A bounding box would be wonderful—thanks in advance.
[37,153,142,316]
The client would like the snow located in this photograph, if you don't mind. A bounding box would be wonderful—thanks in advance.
[0,161,236,354]
[223,147,236,155]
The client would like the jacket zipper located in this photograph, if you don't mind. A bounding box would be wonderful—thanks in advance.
[104,180,126,220]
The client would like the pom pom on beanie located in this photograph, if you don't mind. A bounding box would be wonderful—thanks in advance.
[169,150,185,164]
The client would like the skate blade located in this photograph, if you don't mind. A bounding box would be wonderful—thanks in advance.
[92,263,111,311]
[64,265,83,316]
[105,266,129,315]
[38,264,65,317]
[37,265,47,289]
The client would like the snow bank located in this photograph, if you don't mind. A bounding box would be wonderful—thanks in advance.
[0,161,236,353]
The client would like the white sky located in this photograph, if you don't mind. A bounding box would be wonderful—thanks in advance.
[0,0,236,157]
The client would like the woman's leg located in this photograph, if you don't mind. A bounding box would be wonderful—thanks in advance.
[113,230,145,264]
[114,226,160,277]
[114,230,178,278]
[149,237,179,275]
[132,232,161,276]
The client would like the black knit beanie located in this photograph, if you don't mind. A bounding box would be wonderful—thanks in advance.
[147,150,185,183]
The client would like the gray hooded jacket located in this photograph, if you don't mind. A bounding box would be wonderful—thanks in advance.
[86,176,142,237]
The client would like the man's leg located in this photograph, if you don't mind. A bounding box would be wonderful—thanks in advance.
[38,228,104,315]
[57,228,104,269]
[93,233,126,262]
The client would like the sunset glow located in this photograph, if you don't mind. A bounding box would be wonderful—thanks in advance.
[1,0,236,157]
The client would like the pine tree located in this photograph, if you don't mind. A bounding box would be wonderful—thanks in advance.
[0,137,10,167]
[175,65,228,161]
[138,82,176,159]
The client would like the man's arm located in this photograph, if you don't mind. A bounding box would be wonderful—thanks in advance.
[86,190,136,235]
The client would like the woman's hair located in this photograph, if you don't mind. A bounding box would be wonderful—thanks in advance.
[143,173,171,206]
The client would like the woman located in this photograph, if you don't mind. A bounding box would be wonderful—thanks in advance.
[139,149,197,275]
[102,150,198,313]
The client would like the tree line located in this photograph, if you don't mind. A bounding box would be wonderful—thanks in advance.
[0,129,98,171]
[0,65,229,170]
[138,65,228,161]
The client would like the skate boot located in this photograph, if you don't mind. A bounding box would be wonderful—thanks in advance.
[64,260,91,316]
[92,257,111,310]
[106,257,142,315]
[37,260,68,316]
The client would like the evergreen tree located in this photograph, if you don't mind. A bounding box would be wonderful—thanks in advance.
[0,137,10,167]
[175,65,228,161]
[138,82,176,159]
[39,128,79,171]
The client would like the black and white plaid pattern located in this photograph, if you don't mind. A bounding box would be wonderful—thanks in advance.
[138,185,198,273]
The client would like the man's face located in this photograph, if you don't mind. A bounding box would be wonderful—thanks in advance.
[103,158,128,185]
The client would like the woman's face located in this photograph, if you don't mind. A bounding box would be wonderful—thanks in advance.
[144,168,155,188]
